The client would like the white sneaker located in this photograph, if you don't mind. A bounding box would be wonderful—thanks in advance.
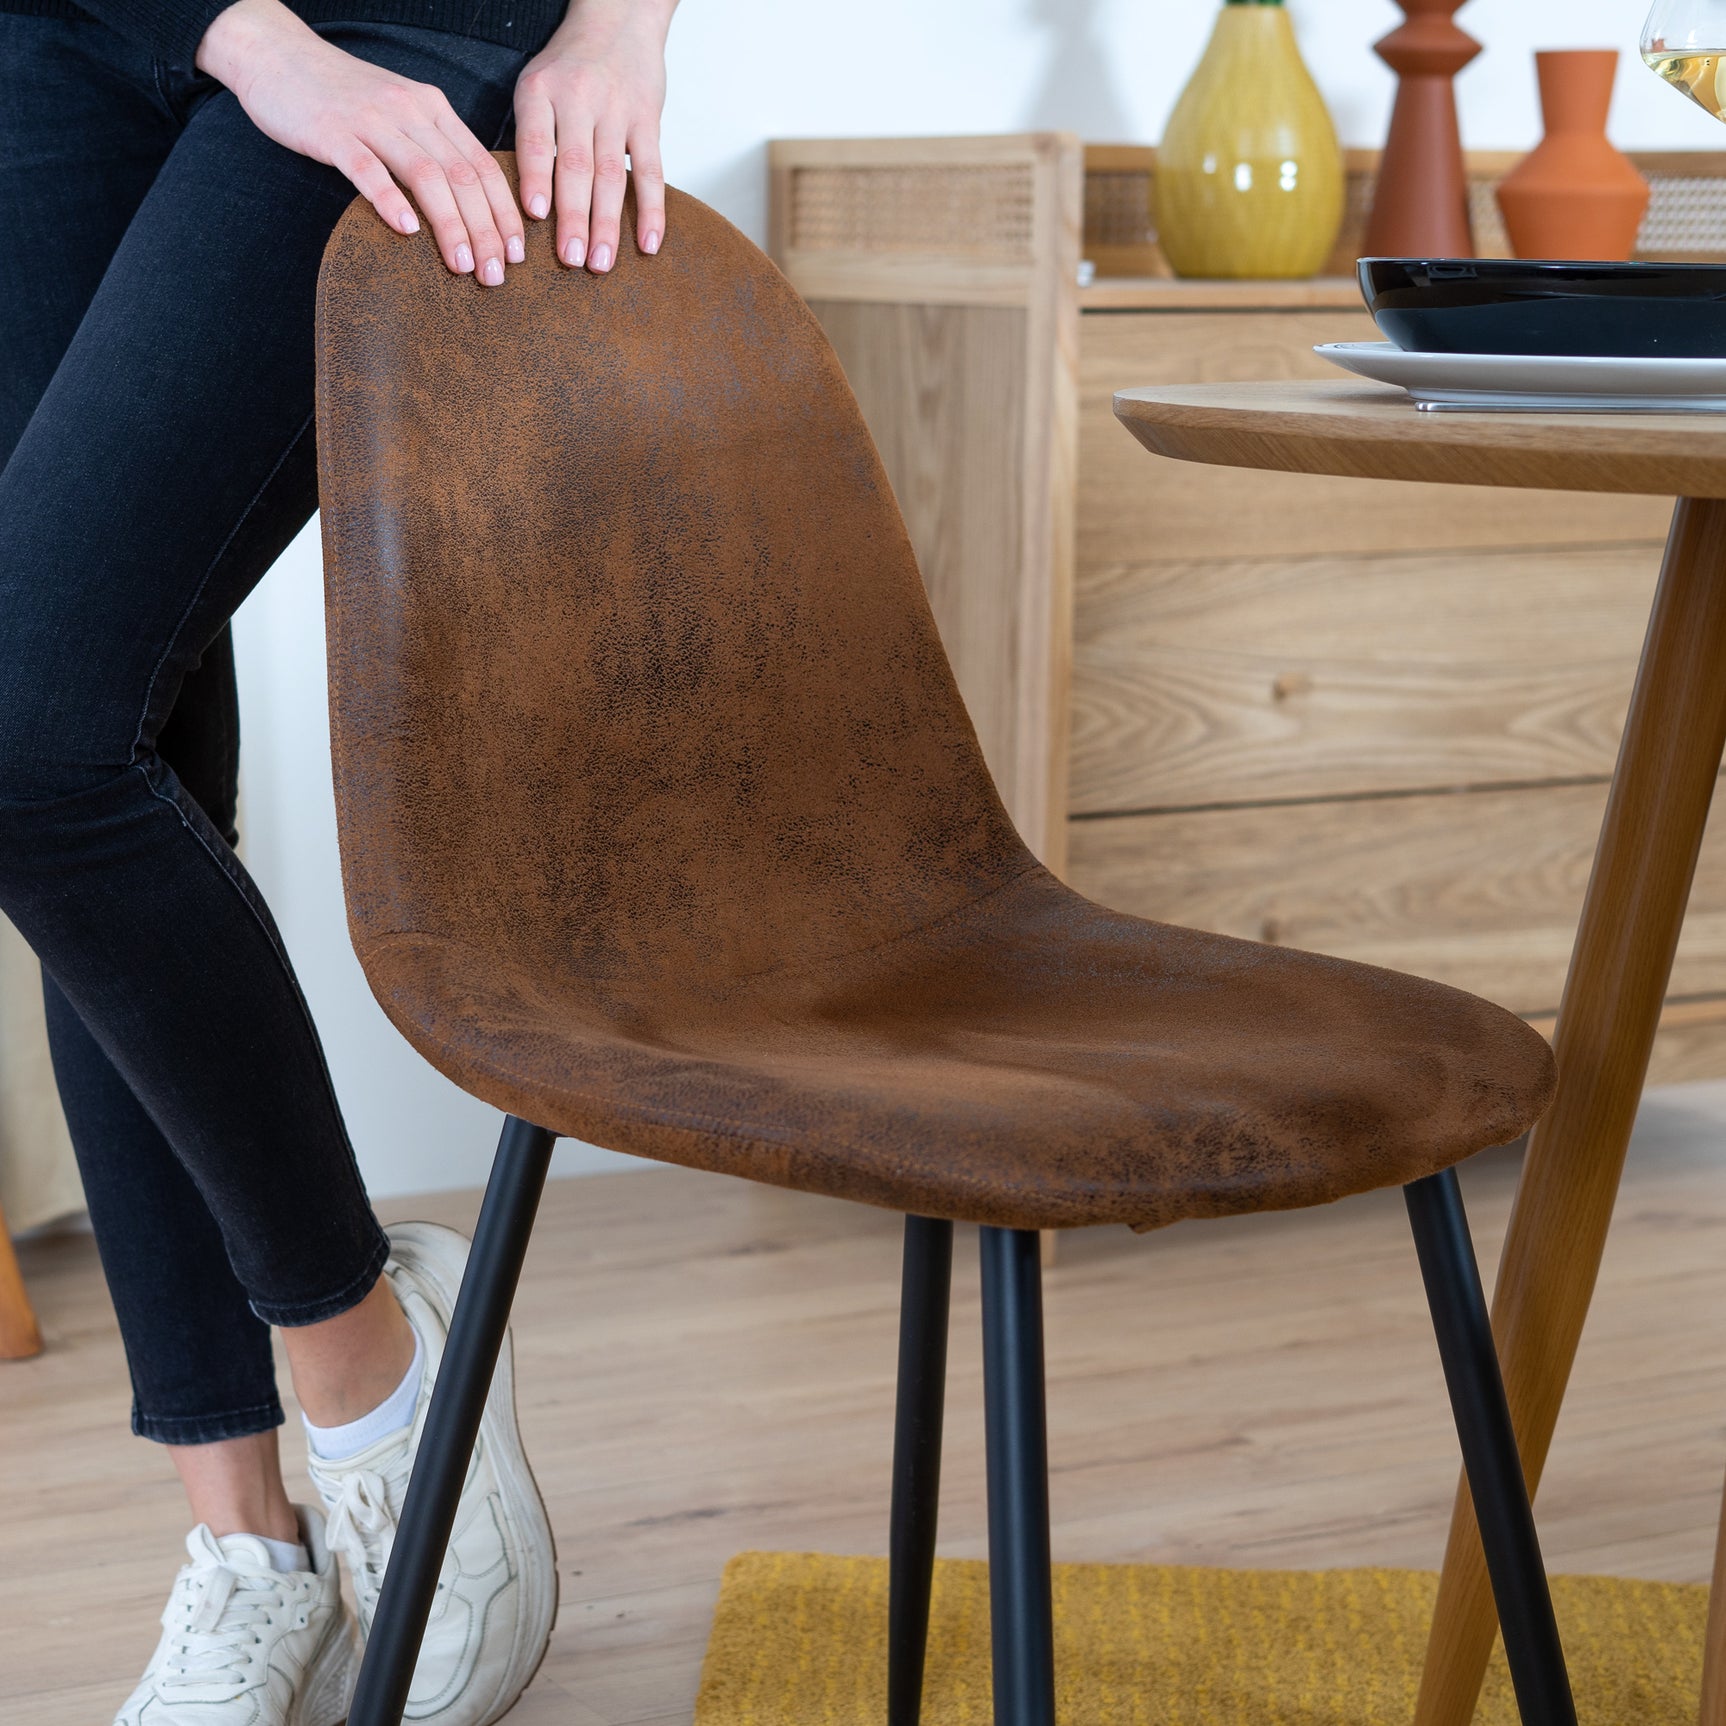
[115,1506,356,1726]
[308,1221,557,1726]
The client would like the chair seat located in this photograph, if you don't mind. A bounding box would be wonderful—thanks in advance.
[357,867,1555,1233]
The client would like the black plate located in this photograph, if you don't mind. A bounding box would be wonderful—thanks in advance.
[1358,257,1726,358]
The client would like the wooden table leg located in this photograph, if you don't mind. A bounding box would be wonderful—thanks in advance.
[1415,497,1726,1726]
[1702,1497,1726,1723]
[0,1197,43,1360]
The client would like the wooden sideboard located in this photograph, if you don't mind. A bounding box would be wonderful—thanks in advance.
[768,133,1726,1083]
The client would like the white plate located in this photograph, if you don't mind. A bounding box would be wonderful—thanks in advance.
[1314,341,1726,413]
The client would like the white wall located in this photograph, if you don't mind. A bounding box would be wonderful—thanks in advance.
[238,0,1720,1200]
[659,0,1726,241]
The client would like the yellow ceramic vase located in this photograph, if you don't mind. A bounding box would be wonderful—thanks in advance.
[1157,0,1345,280]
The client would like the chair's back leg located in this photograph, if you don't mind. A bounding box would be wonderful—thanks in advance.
[890,1216,954,1726]
[980,1226,1057,1726]
[347,1116,558,1726]
[1404,1169,1577,1726]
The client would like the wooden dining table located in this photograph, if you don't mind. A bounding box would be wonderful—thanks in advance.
[1112,378,1726,1726]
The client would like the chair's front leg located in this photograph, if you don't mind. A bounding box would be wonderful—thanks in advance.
[889,1216,954,1726]
[1404,1169,1577,1726]
[347,1116,558,1726]
[0,1198,42,1360]
[980,1226,1056,1726]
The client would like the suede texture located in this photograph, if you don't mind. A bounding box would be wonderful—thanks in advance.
[313,163,1557,1233]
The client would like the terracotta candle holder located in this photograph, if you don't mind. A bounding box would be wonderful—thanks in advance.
[1363,0,1481,258]
[1496,51,1650,261]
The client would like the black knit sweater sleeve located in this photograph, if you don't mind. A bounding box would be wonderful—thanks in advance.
[5,2,570,60]
[67,1,233,65]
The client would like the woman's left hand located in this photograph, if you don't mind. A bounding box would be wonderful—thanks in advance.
[513,0,678,273]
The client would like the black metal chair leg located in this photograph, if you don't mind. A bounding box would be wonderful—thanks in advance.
[1405,1169,1578,1726]
[347,1115,558,1726]
[979,1226,1056,1726]
[889,1216,954,1726]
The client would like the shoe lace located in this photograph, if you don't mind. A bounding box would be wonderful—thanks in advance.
[160,1562,298,1691]
[321,1459,456,1631]
[322,1467,398,1618]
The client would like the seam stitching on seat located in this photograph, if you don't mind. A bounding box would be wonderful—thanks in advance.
[724,856,1048,987]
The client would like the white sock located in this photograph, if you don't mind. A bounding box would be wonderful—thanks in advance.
[214,1529,310,1575]
[303,1326,424,1463]
[254,1534,311,1575]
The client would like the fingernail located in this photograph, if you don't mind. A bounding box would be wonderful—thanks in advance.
[565,237,585,267]
[399,209,420,234]
[505,234,525,264]
[528,192,548,219]
[481,257,504,286]
[455,242,474,273]
[643,230,661,255]
[591,242,612,271]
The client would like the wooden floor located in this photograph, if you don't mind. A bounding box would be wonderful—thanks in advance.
[6,1085,1726,1724]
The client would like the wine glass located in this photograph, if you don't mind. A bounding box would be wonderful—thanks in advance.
[1643,0,1726,118]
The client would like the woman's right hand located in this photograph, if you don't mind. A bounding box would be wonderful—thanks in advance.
[196,0,525,285]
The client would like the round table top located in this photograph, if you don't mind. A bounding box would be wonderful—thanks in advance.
[1112,379,1726,498]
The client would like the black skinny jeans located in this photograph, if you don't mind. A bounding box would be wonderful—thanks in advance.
[0,12,538,1443]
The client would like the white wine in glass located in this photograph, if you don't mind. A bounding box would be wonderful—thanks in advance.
[1644,0,1726,119]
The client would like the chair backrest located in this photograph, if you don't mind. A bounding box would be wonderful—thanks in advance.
[314,164,1036,1008]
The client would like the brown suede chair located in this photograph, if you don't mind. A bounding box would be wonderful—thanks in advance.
[315,164,1573,1726]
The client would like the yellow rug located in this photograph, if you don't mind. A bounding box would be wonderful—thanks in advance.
[694,1552,1705,1724]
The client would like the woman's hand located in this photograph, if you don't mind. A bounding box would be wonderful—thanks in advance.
[512,0,678,271]
[197,0,526,284]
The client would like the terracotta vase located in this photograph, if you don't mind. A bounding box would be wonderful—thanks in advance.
[1156,0,1345,280]
[1362,0,1480,259]
[1496,51,1650,261]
